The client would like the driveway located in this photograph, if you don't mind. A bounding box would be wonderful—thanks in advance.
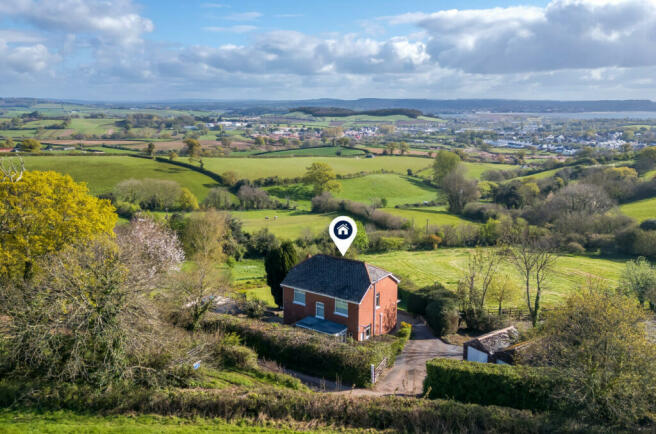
[372,312,462,396]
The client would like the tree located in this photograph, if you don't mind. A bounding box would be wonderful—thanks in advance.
[303,162,341,195]
[385,142,397,155]
[488,274,519,315]
[0,170,117,280]
[620,257,656,308]
[221,171,239,187]
[183,138,201,158]
[168,150,178,161]
[524,284,656,425]
[177,187,199,211]
[19,138,41,153]
[265,241,298,307]
[635,146,656,175]
[378,124,395,135]
[441,169,480,214]
[503,236,556,327]
[456,247,501,329]
[399,142,409,155]
[179,210,229,329]
[146,142,156,157]
[433,150,461,184]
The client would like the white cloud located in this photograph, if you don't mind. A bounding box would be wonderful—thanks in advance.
[390,0,656,74]
[203,25,257,33]
[225,12,262,21]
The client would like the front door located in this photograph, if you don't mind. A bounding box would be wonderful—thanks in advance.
[316,302,324,319]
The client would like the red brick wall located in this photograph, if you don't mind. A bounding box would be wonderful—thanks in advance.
[356,276,398,339]
[282,276,398,341]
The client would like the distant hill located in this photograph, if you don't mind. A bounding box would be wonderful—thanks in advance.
[3,97,656,114]
[291,106,423,118]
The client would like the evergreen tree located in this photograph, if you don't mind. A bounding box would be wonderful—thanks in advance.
[265,241,298,307]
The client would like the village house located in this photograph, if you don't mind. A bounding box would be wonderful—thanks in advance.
[281,254,399,341]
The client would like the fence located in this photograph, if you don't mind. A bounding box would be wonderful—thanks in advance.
[370,357,387,384]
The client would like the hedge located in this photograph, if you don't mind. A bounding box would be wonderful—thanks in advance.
[201,314,405,387]
[424,358,567,411]
[405,284,459,336]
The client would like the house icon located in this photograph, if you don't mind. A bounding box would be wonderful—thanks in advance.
[334,222,352,239]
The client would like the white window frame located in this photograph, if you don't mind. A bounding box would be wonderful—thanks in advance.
[362,325,371,340]
[334,299,348,317]
[315,302,324,319]
[375,292,381,309]
[293,289,306,306]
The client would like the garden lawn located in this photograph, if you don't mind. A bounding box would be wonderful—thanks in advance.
[0,411,312,433]
[22,155,219,200]
[229,209,338,239]
[620,197,656,222]
[359,249,625,308]
[201,156,432,180]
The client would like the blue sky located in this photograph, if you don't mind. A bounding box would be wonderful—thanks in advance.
[1,0,656,101]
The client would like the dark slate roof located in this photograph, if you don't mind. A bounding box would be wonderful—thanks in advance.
[281,254,397,303]
[295,316,348,335]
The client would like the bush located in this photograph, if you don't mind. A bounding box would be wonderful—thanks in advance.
[114,201,141,219]
[640,219,656,231]
[201,314,400,386]
[564,241,585,254]
[215,344,258,370]
[406,284,459,336]
[391,322,412,355]
[424,359,566,411]
[462,202,504,222]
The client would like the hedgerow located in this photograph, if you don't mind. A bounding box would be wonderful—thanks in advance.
[201,314,404,387]
[424,358,568,411]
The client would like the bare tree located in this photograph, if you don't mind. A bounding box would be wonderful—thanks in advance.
[0,157,24,182]
[504,237,557,326]
[457,247,501,329]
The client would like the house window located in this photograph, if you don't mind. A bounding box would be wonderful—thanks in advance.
[375,293,380,308]
[316,302,324,319]
[361,325,371,340]
[293,289,305,305]
[334,299,348,317]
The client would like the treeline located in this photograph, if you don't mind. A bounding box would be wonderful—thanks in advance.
[292,106,422,118]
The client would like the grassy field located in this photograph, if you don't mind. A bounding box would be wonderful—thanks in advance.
[22,156,219,200]
[201,156,432,180]
[382,206,474,227]
[360,249,626,307]
[620,197,656,222]
[229,209,338,239]
[415,161,517,179]
[515,168,561,181]
[336,174,437,206]
[225,248,626,308]
[0,411,315,433]
[255,146,365,157]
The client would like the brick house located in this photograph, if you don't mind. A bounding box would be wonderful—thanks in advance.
[281,254,399,341]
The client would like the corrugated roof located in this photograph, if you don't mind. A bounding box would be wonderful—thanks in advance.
[281,254,396,303]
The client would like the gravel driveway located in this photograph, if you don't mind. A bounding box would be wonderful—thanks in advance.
[373,312,462,396]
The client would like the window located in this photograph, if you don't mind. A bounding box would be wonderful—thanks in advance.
[362,325,371,340]
[334,299,348,317]
[315,302,324,319]
[375,292,380,308]
[293,289,305,305]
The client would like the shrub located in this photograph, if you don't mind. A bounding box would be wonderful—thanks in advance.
[424,359,566,411]
[215,344,258,370]
[114,200,141,219]
[640,219,656,231]
[462,202,504,222]
[406,284,459,336]
[201,314,400,386]
[564,241,585,254]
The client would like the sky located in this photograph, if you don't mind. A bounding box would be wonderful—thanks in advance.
[2,0,656,101]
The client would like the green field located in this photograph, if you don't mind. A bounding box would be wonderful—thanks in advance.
[225,248,626,308]
[360,249,625,307]
[620,198,656,222]
[229,209,338,239]
[256,146,365,157]
[69,118,120,135]
[415,161,517,179]
[201,156,432,180]
[515,168,561,181]
[22,156,218,200]
[336,174,437,206]
[0,411,313,433]
[382,206,474,227]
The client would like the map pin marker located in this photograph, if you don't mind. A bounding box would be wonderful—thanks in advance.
[329,216,357,256]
